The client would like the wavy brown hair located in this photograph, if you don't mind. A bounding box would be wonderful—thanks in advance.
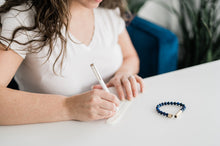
[0,0,130,74]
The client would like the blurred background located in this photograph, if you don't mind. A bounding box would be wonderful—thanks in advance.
[127,0,220,69]
[0,0,219,71]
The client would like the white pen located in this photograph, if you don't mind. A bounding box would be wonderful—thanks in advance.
[90,63,119,111]
[90,63,110,92]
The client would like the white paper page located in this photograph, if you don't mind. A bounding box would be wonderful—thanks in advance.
[106,86,141,124]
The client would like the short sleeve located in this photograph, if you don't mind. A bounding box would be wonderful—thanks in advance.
[0,5,35,59]
[112,8,126,35]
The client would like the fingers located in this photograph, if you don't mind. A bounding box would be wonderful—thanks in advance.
[106,82,113,88]
[114,81,125,101]
[84,90,117,121]
[111,75,144,101]
[97,109,115,119]
[128,75,138,97]
[96,89,120,106]
[92,82,114,90]
[96,96,117,119]
[92,82,114,89]
[92,75,144,103]
[88,109,114,120]
[135,75,144,93]
[92,84,103,89]
[121,77,133,100]
[99,100,117,111]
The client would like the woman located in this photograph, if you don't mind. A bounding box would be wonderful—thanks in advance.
[0,0,144,125]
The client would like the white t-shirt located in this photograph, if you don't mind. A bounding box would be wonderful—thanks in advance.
[0,4,125,96]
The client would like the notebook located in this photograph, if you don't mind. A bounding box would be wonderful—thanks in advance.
[106,86,140,124]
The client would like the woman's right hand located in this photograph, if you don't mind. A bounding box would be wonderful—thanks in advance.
[65,89,120,121]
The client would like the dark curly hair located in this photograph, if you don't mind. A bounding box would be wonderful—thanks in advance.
[0,0,130,74]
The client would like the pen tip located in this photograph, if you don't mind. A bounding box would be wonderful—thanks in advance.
[90,63,94,67]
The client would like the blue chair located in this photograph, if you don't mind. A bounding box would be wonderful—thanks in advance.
[7,16,178,90]
[127,16,178,78]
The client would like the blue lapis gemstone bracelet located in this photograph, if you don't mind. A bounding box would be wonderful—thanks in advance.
[156,102,186,118]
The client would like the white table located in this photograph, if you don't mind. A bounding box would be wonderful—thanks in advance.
[0,60,219,146]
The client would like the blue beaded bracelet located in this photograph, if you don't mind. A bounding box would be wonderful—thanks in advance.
[156,102,186,118]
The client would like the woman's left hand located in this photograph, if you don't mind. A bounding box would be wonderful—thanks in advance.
[93,72,144,101]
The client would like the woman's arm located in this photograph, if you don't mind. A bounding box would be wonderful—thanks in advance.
[0,49,69,125]
[0,87,69,125]
[112,29,144,100]
[0,49,119,125]
[116,29,140,75]
[93,29,144,101]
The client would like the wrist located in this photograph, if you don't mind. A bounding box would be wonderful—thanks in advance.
[62,96,74,121]
[64,95,78,120]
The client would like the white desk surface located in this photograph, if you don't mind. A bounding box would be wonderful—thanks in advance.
[0,60,219,146]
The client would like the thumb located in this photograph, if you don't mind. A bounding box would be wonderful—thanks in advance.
[91,84,103,89]
[106,82,114,88]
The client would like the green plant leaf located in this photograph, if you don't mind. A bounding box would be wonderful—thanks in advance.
[201,18,212,39]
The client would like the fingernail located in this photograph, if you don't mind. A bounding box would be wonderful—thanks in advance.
[133,92,137,97]
[135,91,138,97]
[91,85,94,90]
[128,96,132,101]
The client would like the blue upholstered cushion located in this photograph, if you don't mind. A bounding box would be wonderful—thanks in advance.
[127,16,178,78]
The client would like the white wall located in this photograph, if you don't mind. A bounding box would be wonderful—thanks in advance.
[138,0,220,40]
[0,0,4,6]
[138,0,180,33]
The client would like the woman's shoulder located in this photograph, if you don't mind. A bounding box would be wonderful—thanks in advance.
[1,3,35,26]
[95,7,122,19]
[95,7,125,35]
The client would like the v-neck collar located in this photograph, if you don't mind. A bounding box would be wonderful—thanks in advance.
[68,8,97,48]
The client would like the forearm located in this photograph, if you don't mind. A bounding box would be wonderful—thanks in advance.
[117,29,140,75]
[0,87,70,125]
[116,55,140,75]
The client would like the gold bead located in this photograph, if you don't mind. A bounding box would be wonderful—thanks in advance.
[174,110,183,118]
[168,114,173,118]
